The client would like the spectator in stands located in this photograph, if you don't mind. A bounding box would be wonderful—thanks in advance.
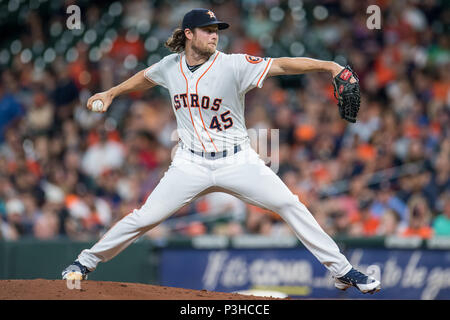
[5,198,25,238]
[401,194,434,239]
[329,210,350,237]
[348,197,380,237]
[0,75,25,143]
[81,127,125,178]
[25,89,54,136]
[432,194,450,236]
[376,209,401,237]
[369,184,408,225]
[33,203,60,240]
[0,218,19,240]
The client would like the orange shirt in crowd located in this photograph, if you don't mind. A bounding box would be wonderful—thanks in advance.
[401,226,433,239]
[361,216,380,236]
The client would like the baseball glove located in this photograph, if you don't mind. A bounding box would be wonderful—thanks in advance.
[332,65,360,123]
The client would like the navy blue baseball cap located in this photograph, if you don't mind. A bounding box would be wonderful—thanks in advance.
[182,8,229,30]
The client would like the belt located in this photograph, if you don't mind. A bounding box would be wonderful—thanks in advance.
[189,145,242,160]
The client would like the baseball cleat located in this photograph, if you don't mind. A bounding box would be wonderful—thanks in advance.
[334,268,381,294]
[62,260,90,281]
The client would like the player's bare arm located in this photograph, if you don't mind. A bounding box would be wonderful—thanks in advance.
[267,57,355,82]
[268,57,360,122]
[86,69,157,113]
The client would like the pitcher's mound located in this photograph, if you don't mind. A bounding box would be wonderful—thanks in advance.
[0,279,288,300]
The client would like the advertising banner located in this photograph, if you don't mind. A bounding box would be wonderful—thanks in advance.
[160,248,450,299]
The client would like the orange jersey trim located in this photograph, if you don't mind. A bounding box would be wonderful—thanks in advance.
[195,52,220,152]
[256,58,272,88]
[179,55,207,152]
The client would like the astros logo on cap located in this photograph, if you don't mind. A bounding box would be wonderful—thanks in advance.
[207,10,216,18]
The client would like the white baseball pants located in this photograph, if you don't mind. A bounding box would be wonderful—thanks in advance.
[77,141,352,277]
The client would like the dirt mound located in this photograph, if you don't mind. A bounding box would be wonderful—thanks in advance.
[0,279,287,300]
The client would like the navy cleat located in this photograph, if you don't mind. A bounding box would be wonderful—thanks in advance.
[335,268,381,294]
[62,260,90,281]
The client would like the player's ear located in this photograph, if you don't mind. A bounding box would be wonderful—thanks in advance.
[184,28,194,40]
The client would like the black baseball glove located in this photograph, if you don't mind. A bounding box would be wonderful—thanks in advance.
[332,65,360,123]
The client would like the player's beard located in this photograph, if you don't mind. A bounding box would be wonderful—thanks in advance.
[191,39,216,60]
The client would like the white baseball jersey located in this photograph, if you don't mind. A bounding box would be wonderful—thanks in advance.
[144,50,273,152]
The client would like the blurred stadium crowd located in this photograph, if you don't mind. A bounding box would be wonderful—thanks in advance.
[0,0,449,241]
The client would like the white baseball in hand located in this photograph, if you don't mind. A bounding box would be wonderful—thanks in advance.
[92,100,104,112]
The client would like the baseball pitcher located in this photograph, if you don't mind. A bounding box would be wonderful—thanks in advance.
[62,8,379,294]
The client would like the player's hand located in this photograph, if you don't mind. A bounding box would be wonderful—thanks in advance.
[332,65,360,123]
[86,90,114,113]
[331,63,357,83]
